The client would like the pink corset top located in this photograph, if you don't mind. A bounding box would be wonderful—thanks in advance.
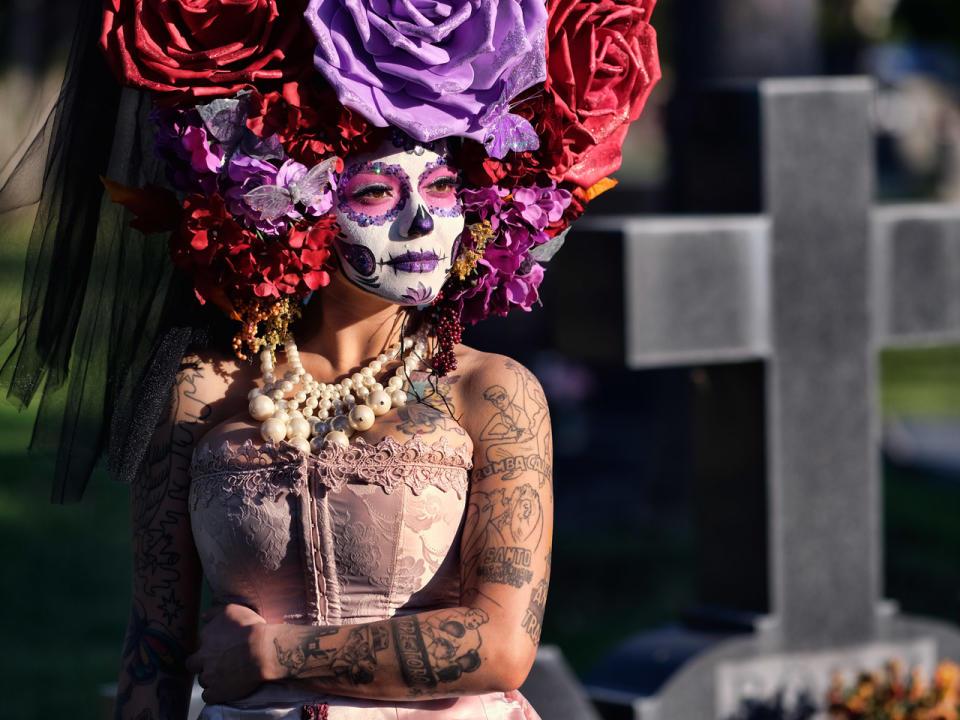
[188,435,473,626]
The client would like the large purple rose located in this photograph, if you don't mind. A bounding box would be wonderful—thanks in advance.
[304,0,547,143]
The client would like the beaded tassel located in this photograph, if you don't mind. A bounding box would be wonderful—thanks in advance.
[429,292,463,377]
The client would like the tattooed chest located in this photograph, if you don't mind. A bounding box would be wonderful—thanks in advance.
[390,402,468,444]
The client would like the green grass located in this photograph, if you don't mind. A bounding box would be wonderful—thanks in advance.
[0,402,131,720]
[878,346,960,622]
[880,345,960,418]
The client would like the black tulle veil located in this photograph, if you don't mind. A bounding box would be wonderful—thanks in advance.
[0,0,228,501]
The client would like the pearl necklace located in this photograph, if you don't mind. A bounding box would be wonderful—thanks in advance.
[247,334,427,454]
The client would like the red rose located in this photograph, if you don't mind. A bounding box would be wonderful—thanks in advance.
[100,0,313,102]
[540,0,661,188]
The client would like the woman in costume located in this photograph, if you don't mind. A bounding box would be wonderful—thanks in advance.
[2,0,658,718]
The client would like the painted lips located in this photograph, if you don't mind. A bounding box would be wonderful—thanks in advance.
[384,251,440,273]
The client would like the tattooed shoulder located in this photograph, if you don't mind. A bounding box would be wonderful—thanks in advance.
[462,354,553,487]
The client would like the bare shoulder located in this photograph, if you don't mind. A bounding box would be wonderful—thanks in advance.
[454,347,552,486]
[455,348,545,408]
[165,346,256,430]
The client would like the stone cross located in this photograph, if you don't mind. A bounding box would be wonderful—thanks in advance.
[557,77,960,718]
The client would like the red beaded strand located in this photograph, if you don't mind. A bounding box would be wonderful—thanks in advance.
[429,291,463,377]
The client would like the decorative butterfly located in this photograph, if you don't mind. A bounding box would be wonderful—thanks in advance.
[198,92,283,164]
[482,110,541,160]
[244,156,340,223]
[480,38,545,160]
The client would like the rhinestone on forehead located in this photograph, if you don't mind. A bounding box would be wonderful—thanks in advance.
[336,161,411,227]
[390,128,437,155]
[417,157,463,219]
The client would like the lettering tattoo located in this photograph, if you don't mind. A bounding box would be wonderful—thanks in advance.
[475,361,552,485]
[392,616,436,689]
[462,484,544,586]
[273,610,489,696]
[394,609,490,690]
[521,580,548,645]
[478,546,534,588]
[474,454,549,481]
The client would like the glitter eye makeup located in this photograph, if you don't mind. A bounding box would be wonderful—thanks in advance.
[418,159,462,218]
[337,162,410,227]
[332,139,465,308]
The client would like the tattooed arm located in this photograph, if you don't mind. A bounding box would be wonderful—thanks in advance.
[457,354,553,677]
[188,353,553,704]
[114,354,240,720]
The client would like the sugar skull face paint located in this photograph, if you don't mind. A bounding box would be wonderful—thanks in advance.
[333,139,464,305]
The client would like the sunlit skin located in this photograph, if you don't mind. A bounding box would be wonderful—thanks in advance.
[114,140,553,718]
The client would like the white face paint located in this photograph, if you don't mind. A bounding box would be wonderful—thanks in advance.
[332,139,464,306]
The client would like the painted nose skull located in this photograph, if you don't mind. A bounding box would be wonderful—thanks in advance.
[405,205,434,239]
[332,138,465,306]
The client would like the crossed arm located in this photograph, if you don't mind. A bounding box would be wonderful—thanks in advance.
[187,354,554,705]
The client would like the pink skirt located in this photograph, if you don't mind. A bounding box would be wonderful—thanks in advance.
[198,685,541,720]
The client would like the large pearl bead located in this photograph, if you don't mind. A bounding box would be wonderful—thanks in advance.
[249,394,276,421]
[349,405,375,431]
[389,389,407,407]
[289,436,311,455]
[324,430,350,447]
[260,417,287,444]
[368,390,392,416]
[287,414,311,439]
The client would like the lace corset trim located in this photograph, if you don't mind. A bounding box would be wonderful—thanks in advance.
[190,435,472,498]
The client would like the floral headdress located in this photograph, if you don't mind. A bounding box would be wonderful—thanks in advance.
[99,0,661,371]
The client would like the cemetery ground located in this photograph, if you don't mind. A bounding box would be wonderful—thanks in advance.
[0,345,957,718]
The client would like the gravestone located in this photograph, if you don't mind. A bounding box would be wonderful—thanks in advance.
[560,77,960,719]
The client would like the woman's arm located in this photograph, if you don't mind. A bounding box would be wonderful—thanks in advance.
[114,357,223,720]
[190,353,553,704]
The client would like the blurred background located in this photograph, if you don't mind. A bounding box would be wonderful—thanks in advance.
[1,1,960,718]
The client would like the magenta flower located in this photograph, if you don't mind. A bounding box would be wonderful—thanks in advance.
[452,182,571,323]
